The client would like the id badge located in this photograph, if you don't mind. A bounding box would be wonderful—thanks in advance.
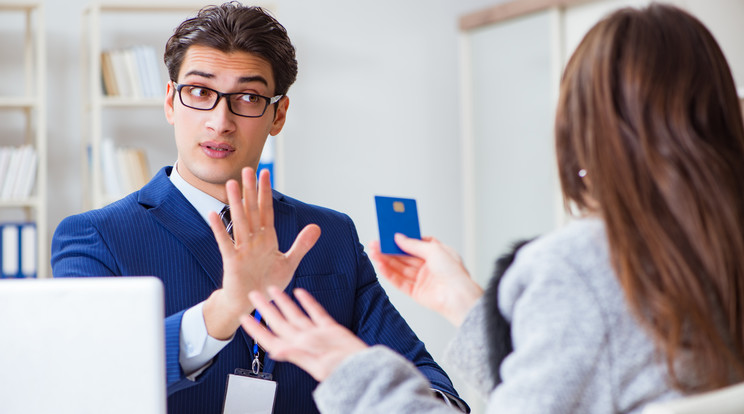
[222,369,277,414]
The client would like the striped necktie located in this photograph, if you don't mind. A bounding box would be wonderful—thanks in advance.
[219,205,234,242]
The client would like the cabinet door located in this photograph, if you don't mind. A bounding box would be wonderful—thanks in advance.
[462,9,560,281]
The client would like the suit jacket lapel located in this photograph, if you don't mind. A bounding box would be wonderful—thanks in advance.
[138,167,223,288]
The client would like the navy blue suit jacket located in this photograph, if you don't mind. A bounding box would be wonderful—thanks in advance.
[51,167,461,414]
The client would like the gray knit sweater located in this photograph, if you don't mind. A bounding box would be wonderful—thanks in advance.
[313,218,682,413]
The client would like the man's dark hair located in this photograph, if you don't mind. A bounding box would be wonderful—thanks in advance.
[164,1,297,96]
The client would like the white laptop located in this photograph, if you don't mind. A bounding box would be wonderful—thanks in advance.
[0,277,166,414]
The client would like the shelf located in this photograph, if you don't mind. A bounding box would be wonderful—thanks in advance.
[0,3,39,12]
[0,3,47,278]
[87,3,204,13]
[90,97,164,108]
[0,197,40,208]
[0,97,38,108]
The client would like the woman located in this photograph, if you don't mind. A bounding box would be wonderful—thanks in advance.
[239,4,744,413]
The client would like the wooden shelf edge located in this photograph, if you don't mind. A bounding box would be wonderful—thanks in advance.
[98,97,165,107]
[0,97,37,108]
[0,3,40,12]
[459,0,593,31]
[0,198,40,208]
[85,3,206,13]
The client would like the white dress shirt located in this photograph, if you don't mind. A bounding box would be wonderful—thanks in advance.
[169,162,234,378]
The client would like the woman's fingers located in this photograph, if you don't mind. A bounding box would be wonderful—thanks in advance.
[393,233,432,258]
[248,290,294,338]
[293,288,335,325]
[267,286,313,329]
[240,312,282,357]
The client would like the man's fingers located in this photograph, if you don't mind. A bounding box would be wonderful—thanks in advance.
[208,211,234,253]
[257,169,275,229]
[240,167,261,233]
[285,224,321,270]
[225,178,252,243]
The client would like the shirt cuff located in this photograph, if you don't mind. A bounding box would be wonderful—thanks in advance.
[179,301,234,379]
[432,388,470,413]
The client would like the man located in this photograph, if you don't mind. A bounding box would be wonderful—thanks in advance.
[51,3,467,413]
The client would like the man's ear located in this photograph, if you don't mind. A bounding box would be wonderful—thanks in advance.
[164,82,175,125]
[269,96,289,136]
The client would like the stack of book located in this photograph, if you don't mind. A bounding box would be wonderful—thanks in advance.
[0,145,38,201]
[101,45,163,98]
[0,222,36,278]
[100,138,151,199]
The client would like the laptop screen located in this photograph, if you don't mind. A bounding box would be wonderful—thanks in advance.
[0,277,166,414]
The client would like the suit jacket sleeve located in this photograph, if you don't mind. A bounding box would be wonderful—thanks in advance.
[51,213,193,394]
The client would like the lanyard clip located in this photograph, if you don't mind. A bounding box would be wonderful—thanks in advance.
[252,353,261,375]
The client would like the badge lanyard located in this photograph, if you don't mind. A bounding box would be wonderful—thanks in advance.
[251,311,263,375]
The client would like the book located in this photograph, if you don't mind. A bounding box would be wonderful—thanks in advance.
[0,147,12,194]
[109,49,131,98]
[0,222,36,278]
[20,223,36,278]
[101,51,118,96]
[14,146,37,198]
[122,48,142,98]
[0,146,26,200]
[142,45,163,98]
[101,138,123,198]
[133,46,152,97]
[102,45,164,99]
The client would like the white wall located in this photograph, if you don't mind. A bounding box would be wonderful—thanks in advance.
[0,0,508,411]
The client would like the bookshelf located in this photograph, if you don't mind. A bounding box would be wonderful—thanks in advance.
[0,3,47,278]
[81,2,280,210]
[80,3,206,210]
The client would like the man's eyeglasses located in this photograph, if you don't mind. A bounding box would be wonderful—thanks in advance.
[174,83,283,118]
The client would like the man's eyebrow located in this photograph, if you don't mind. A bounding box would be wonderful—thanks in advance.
[181,71,269,87]
[238,75,268,86]
[182,70,214,79]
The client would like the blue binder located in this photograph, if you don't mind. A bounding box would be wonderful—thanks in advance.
[0,222,36,278]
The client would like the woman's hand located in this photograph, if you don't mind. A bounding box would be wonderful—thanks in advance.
[368,234,483,326]
[241,286,368,382]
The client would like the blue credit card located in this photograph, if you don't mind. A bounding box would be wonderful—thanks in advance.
[375,196,421,255]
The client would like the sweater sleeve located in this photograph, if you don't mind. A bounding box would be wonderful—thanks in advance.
[313,345,461,414]
[443,298,497,397]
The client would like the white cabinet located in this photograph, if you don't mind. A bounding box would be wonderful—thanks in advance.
[0,2,47,278]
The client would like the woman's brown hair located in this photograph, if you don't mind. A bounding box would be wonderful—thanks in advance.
[556,4,744,392]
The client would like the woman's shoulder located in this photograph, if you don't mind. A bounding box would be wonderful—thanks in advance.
[510,217,610,284]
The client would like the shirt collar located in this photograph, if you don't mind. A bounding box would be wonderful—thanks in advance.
[169,161,225,224]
